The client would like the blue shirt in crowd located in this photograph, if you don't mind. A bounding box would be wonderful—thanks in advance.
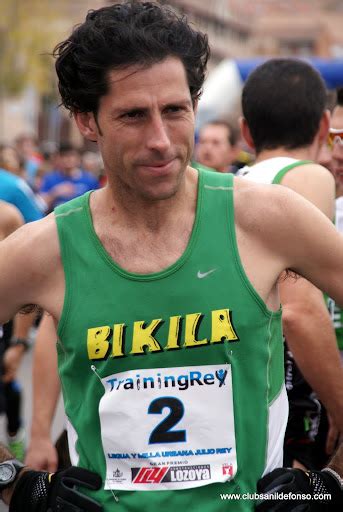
[0,169,44,223]
[40,169,99,209]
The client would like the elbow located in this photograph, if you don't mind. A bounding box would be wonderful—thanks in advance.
[281,304,307,337]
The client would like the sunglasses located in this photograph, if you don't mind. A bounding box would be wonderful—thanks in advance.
[327,128,343,148]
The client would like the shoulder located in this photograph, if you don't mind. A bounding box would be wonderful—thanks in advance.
[233,175,334,261]
[0,169,14,182]
[3,214,60,269]
[233,176,289,226]
[0,213,63,315]
[0,169,17,192]
[233,176,316,239]
[282,162,334,185]
[0,201,24,238]
[280,163,335,219]
[191,161,215,173]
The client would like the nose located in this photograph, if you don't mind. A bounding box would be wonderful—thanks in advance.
[145,113,171,153]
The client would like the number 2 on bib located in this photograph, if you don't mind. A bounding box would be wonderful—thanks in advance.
[148,396,186,444]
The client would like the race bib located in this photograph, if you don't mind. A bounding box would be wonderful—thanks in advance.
[99,364,237,490]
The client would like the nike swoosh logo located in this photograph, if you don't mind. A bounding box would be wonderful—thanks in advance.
[197,269,217,279]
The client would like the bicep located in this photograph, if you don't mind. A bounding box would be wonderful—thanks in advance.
[0,226,44,323]
[279,275,324,309]
[272,191,343,306]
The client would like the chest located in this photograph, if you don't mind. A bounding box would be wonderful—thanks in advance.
[98,225,193,274]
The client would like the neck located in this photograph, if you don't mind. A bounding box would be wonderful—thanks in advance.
[101,166,197,232]
[255,145,317,164]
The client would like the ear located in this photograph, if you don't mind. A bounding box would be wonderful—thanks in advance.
[230,141,241,162]
[318,109,330,146]
[239,117,255,150]
[74,112,99,142]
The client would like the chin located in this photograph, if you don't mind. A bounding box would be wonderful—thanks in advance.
[144,188,179,202]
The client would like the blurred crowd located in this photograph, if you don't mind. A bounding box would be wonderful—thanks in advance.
[0,136,106,216]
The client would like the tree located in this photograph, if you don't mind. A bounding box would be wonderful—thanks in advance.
[0,0,69,96]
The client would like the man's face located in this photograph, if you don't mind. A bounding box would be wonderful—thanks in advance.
[0,147,21,174]
[196,124,236,172]
[331,106,343,190]
[58,151,80,173]
[90,57,195,201]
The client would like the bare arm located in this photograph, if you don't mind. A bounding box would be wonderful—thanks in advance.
[279,165,343,434]
[280,277,343,434]
[0,201,25,238]
[329,442,343,478]
[257,185,343,319]
[2,311,39,383]
[0,215,63,324]
[0,203,29,382]
[25,313,60,471]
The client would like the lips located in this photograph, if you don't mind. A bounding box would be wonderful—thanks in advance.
[138,158,176,175]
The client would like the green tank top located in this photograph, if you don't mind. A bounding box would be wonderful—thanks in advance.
[326,209,343,351]
[55,170,285,512]
[272,160,312,184]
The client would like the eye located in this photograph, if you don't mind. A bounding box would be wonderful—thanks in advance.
[165,105,183,114]
[122,110,145,119]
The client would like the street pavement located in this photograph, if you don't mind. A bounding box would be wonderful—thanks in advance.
[0,345,65,511]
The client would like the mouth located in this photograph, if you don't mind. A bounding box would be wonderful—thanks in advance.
[138,159,176,175]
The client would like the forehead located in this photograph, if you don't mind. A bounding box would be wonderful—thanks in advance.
[100,57,191,110]
[2,147,16,157]
[200,124,230,140]
[331,106,343,129]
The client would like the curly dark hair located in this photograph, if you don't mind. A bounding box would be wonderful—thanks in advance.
[53,1,210,115]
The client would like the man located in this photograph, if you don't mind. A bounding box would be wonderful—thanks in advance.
[238,58,343,472]
[330,89,343,208]
[325,91,343,361]
[0,202,27,461]
[256,87,343,512]
[0,145,44,460]
[15,134,43,187]
[2,3,343,512]
[0,156,43,460]
[39,143,99,211]
[195,120,240,173]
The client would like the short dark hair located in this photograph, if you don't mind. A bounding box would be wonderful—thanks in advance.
[54,1,210,115]
[203,120,239,146]
[336,87,343,107]
[242,58,327,153]
[58,142,77,155]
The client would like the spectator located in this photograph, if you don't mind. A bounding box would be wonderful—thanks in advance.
[15,134,43,187]
[0,145,25,178]
[40,143,99,211]
[195,120,240,173]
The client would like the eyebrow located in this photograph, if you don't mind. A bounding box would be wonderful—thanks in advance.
[110,98,193,118]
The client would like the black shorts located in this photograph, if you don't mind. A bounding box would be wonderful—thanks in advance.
[284,344,329,469]
[0,320,14,413]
